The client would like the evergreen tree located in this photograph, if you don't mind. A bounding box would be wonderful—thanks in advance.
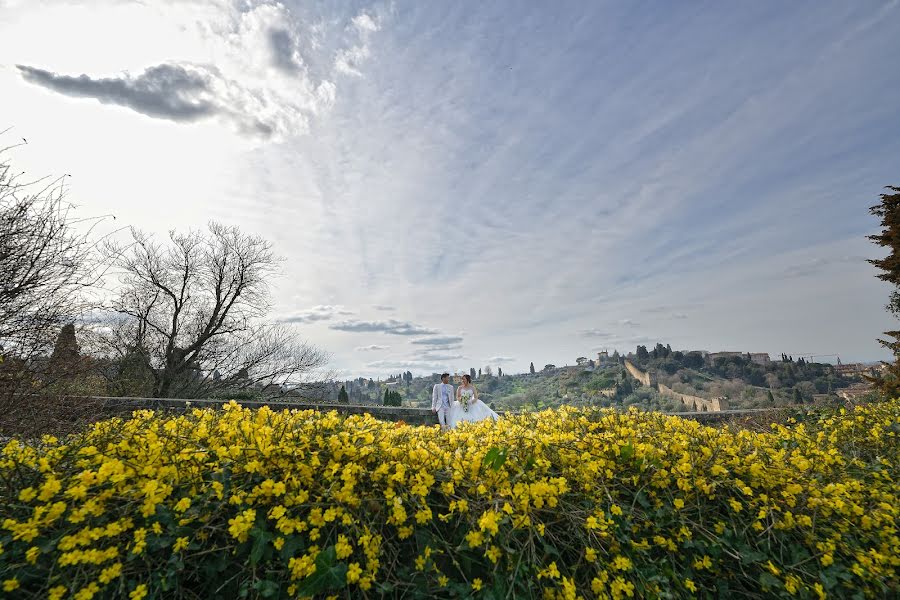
[767,390,776,405]
[478,368,482,378]
[50,323,80,366]
[470,367,477,379]
[867,188,900,398]
[530,362,535,374]
[338,385,349,404]
[383,388,389,405]
[793,388,802,404]
[497,367,503,377]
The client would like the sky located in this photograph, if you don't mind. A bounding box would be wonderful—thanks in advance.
[2,0,900,379]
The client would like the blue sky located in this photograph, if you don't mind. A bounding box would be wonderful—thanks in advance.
[2,0,899,378]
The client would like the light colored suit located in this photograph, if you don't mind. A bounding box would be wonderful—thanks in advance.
[432,382,454,428]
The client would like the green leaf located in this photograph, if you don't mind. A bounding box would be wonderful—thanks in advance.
[295,546,348,596]
[483,447,508,470]
[253,580,280,598]
[249,528,273,566]
[758,572,780,590]
[619,443,635,461]
[280,535,304,561]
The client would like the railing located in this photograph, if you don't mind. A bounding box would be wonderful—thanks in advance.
[59,396,803,426]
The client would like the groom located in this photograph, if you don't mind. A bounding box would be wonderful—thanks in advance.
[431,373,454,430]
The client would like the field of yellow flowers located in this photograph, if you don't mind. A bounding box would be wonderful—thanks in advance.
[1,400,898,599]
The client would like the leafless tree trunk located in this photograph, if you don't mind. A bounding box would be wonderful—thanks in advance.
[100,222,328,398]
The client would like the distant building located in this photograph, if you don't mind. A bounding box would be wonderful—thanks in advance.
[749,353,771,365]
[706,351,744,362]
[837,383,875,401]
[597,351,609,363]
[834,363,876,378]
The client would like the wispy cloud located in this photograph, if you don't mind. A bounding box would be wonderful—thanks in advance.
[411,336,464,346]
[372,304,395,312]
[580,329,613,338]
[366,359,448,371]
[781,256,868,278]
[355,344,389,352]
[283,304,354,324]
[334,11,381,76]
[330,319,438,336]
[487,356,516,363]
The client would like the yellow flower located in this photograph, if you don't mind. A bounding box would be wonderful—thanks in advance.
[74,582,100,600]
[335,534,353,559]
[784,575,801,594]
[49,585,67,600]
[813,582,827,599]
[472,578,483,591]
[673,498,685,510]
[346,562,363,584]
[129,584,148,600]
[466,530,484,547]
[173,537,189,552]
[273,537,285,550]
[684,579,697,593]
[612,556,632,571]
[99,562,123,584]
[26,545,40,563]
[3,578,20,592]
[438,575,449,587]
[174,497,191,512]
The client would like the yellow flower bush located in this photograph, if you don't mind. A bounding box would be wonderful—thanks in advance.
[1,400,898,598]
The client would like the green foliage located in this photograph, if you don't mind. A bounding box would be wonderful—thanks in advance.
[867,185,900,398]
[338,385,349,404]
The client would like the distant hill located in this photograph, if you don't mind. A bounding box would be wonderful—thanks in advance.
[315,344,877,411]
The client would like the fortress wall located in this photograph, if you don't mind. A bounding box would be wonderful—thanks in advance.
[657,383,728,412]
[623,360,653,387]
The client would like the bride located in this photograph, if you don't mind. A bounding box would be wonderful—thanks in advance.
[449,374,499,428]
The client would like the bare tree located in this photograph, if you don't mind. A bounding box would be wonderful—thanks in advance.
[0,136,102,400]
[100,222,328,399]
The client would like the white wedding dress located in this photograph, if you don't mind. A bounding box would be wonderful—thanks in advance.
[449,387,499,428]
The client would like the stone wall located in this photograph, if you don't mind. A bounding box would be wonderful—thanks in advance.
[623,360,656,387]
[657,384,728,412]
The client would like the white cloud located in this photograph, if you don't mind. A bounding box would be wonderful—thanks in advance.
[283,305,354,323]
[334,10,380,76]
[330,319,438,336]
[487,356,516,364]
[355,344,389,352]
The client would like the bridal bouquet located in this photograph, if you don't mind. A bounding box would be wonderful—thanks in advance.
[462,395,469,412]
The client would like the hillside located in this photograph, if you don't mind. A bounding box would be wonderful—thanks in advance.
[320,345,877,412]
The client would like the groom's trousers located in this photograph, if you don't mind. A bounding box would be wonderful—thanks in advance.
[436,405,451,428]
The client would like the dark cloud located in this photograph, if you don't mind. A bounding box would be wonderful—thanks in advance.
[17,63,217,123]
[411,336,464,346]
[268,28,303,74]
[329,319,438,336]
